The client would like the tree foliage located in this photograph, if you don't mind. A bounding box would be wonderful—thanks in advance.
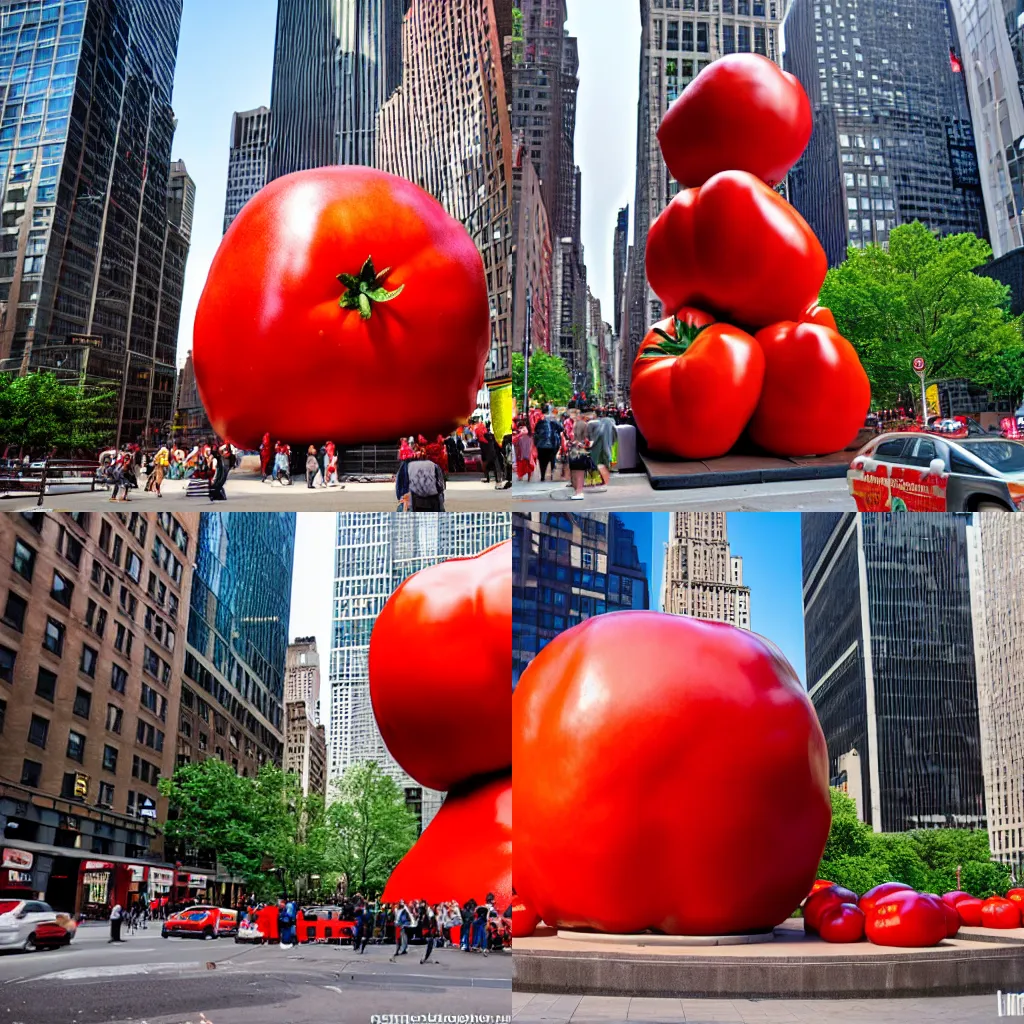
[325,762,418,898]
[819,222,1024,406]
[512,350,574,408]
[0,372,117,453]
[817,789,1010,897]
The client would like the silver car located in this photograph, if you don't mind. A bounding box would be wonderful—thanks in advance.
[0,899,68,952]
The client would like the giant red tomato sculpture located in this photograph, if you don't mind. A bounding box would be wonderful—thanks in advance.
[956,897,984,926]
[646,171,827,329]
[514,611,831,934]
[803,885,859,934]
[859,882,914,916]
[748,321,871,456]
[381,774,511,910]
[369,540,511,793]
[865,890,947,947]
[630,308,764,460]
[658,53,812,189]
[981,898,1021,929]
[819,903,865,943]
[1006,888,1024,906]
[194,167,490,448]
[512,894,541,939]
[942,890,971,908]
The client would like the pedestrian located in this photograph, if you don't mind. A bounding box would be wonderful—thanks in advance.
[396,453,446,511]
[145,445,170,496]
[324,441,341,487]
[390,900,412,959]
[447,901,462,949]
[534,404,563,482]
[420,901,438,964]
[108,902,124,943]
[209,445,230,501]
[278,895,297,949]
[274,443,292,485]
[305,445,319,488]
[513,426,535,481]
[583,411,616,487]
[260,432,274,482]
[317,443,327,487]
[472,898,489,954]
[460,899,476,951]
[478,422,498,483]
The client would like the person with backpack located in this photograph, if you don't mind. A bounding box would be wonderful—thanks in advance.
[278,896,297,949]
[391,900,412,958]
[533,404,563,482]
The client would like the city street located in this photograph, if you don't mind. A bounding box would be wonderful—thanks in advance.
[512,992,1002,1023]
[511,476,856,511]
[0,923,511,1024]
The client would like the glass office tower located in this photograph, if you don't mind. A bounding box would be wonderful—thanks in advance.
[802,513,985,832]
[0,0,186,443]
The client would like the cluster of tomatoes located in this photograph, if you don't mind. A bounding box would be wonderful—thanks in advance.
[806,880,1024,946]
[632,54,871,462]
[369,541,511,908]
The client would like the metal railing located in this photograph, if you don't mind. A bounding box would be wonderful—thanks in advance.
[0,459,99,506]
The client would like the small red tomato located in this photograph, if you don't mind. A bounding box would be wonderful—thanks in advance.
[819,903,865,943]
[194,166,491,448]
[859,882,914,916]
[1006,888,1024,905]
[804,886,859,934]
[381,774,511,910]
[942,891,972,908]
[749,321,871,457]
[981,898,1021,929]
[630,308,764,460]
[658,54,812,189]
[512,895,541,939]
[865,890,947,947]
[646,171,827,329]
[956,897,984,926]
[939,900,961,938]
[369,540,511,793]
[802,304,838,332]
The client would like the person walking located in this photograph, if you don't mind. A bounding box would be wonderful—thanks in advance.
[278,896,297,949]
[472,899,489,954]
[420,901,437,964]
[259,432,274,482]
[305,446,319,488]
[108,902,124,943]
[448,901,462,949]
[460,899,476,951]
[274,443,292,485]
[533,404,563,482]
[145,445,170,496]
[583,411,616,487]
[390,900,412,959]
[208,445,230,502]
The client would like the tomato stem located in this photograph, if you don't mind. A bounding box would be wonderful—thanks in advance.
[338,256,405,319]
[641,316,709,358]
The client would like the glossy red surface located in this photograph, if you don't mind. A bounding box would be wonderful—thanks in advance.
[865,890,947,947]
[818,903,865,943]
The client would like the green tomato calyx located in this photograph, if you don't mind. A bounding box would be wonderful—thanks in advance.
[338,256,405,319]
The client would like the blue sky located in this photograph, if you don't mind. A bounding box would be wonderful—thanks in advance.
[170,0,278,366]
[618,512,807,686]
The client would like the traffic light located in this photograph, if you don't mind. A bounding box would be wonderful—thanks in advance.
[74,774,88,799]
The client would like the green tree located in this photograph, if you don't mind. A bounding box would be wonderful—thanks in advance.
[819,222,1024,406]
[512,350,574,408]
[0,372,116,453]
[325,762,418,898]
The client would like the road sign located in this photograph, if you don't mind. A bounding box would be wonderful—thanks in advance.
[912,356,926,373]
[913,358,928,421]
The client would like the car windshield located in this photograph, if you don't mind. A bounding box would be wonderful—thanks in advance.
[959,440,1024,473]
[0,901,20,916]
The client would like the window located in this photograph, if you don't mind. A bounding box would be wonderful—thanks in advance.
[99,519,112,553]
[43,617,65,656]
[111,536,123,566]
[126,552,142,583]
[3,590,26,631]
[28,714,48,747]
[106,704,123,734]
[101,743,118,772]
[0,644,13,683]
[79,645,97,679]
[58,528,82,568]
[132,755,159,784]
[0,696,5,732]
[60,772,79,800]
[73,686,91,719]
[20,512,44,533]
[12,539,34,580]
[141,683,167,720]
[110,663,127,693]
[21,759,41,787]
[136,719,164,752]
[66,730,85,762]
[51,569,74,606]
[35,667,56,702]
[114,623,133,658]
[119,586,137,619]
[98,781,114,807]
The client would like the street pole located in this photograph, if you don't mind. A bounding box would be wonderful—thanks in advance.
[523,286,532,419]
[913,357,928,424]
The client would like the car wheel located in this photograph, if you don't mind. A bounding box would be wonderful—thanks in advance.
[203,926,214,940]
[22,933,36,952]
[161,929,169,938]
[977,501,1011,512]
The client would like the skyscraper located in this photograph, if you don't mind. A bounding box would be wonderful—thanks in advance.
[626,0,788,365]
[967,517,1024,874]
[802,513,985,832]
[511,512,651,686]
[784,0,985,266]
[376,0,513,378]
[329,513,510,828]
[285,637,321,722]
[0,0,186,446]
[613,205,629,339]
[223,106,270,234]
[948,0,1024,257]
[512,139,553,358]
[180,513,296,776]
[267,0,409,179]
[662,513,751,628]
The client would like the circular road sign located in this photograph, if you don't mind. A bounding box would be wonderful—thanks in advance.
[912,357,926,373]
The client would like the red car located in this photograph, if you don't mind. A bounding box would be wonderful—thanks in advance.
[161,906,238,940]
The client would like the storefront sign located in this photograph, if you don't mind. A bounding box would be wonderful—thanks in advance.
[188,874,208,888]
[1,848,33,870]
[138,797,157,820]
[148,868,174,887]
[84,861,114,871]
[7,870,31,884]
[128,865,146,883]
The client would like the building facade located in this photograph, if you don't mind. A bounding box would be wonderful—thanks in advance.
[967,516,1024,874]
[223,106,270,234]
[0,511,198,914]
[511,511,650,686]
[802,512,985,832]
[285,637,321,722]
[626,0,788,364]
[0,0,186,447]
[284,701,327,799]
[613,205,629,340]
[376,0,513,380]
[328,513,510,828]
[784,0,986,266]
[172,350,214,448]
[512,138,552,359]
[662,512,751,627]
[179,514,295,778]
[267,0,409,180]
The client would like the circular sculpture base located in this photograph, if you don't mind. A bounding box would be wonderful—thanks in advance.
[514,921,1024,999]
[557,929,774,947]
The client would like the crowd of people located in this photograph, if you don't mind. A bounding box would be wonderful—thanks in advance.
[512,404,636,499]
[100,442,236,502]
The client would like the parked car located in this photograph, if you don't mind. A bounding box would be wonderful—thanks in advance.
[0,899,70,952]
[849,432,1024,512]
[161,906,238,940]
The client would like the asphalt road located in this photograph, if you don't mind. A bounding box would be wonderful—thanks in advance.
[0,923,511,1024]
